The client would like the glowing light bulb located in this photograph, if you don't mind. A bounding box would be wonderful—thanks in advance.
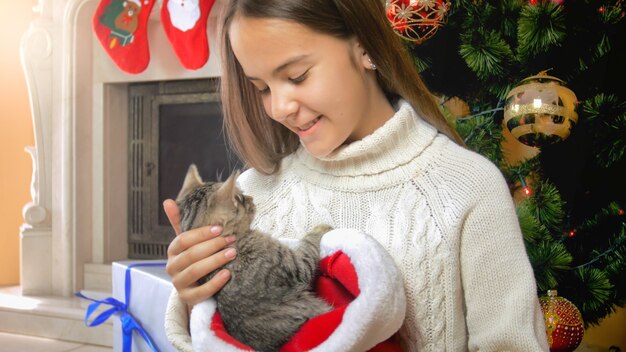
[533,98,542,109]
[512,104,520,113]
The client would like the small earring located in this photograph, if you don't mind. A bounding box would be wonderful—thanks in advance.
[368,58,377,70]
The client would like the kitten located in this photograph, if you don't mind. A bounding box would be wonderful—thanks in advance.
[176,165,333,352]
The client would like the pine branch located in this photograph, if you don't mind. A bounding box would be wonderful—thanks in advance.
[517,1,567,62]
[454,107,504,164]
[518,200,551,244]
[572,228,626,270]
[501,156,542,183]
[582,94,626,168]
[527,240,572,293]
[561,267,615,326]
[526,180,566,233]
[460,29,515,81]
[577,202,625,232]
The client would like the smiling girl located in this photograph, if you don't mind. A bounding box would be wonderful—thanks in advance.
[162,0,549,350]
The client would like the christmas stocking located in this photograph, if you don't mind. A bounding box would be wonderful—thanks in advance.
[93,0,156,74]
[161,0,216,70]
[182,229,407,352]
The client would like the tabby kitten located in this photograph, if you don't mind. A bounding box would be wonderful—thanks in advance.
[176,165,333,352]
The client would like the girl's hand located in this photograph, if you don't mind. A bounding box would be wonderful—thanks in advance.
[163,199,237,306]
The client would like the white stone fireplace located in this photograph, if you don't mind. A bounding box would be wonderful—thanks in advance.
[18,0,223,303]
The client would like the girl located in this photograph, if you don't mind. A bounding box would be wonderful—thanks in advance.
[163,0,549,350]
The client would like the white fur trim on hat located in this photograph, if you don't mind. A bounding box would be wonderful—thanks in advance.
[312,229,406,351]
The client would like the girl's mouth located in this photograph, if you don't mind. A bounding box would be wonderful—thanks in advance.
[298,116,321,132]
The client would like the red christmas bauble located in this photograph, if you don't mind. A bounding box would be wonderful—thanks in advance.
[385,0,451,44]
[539,290,584,352]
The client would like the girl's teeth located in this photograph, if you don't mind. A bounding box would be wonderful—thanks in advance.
[300,117,320,131]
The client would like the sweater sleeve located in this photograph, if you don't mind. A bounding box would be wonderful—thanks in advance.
[459,160,549,351]
[165,290,194,352]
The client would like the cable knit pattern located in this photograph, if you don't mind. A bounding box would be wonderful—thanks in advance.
[164,101,549,351]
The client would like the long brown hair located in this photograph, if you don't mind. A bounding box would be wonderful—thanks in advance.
[219,0,464,175]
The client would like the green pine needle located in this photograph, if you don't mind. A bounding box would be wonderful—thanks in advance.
[517,2,566,61]
[517,200,551,244]
[599,2,625,25]
[603,227,626,277]
[526,181,566,233]
[455,113,503,164]
[460,30,514,81]
[582,94,626,168]
[527,240,572,293]
[565,267,614,326]
[595,34,611,59]
[578,202,624,231]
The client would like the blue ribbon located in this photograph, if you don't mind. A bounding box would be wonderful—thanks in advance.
[76,262,167,352]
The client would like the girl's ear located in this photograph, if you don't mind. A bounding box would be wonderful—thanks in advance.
[352,39,375,70]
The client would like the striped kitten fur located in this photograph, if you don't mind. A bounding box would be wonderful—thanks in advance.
[175,165,332,352]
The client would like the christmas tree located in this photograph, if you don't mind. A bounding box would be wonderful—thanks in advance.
[386,0,626,327]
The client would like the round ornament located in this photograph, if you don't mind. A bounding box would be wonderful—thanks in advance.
[539,290,584,352]
[503,71,578,147]
[385,0,451,44]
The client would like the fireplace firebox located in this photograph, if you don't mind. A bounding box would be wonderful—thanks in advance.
[128,79,242,259]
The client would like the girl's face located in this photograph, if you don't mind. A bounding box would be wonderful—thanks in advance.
[228,16,394,158]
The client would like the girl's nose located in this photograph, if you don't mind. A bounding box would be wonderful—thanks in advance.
[270,87,298,123]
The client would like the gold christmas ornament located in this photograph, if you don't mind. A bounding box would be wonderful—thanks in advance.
[503,71,578,147]
[385,0,451,44]
[539,290,584,352]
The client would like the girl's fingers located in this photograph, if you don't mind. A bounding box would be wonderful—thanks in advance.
[170,243,237,288]
[171,245,237,306]
[178,269,232,305]
[166,225,224,258]
[163,199,182,236]
[162,198,236,305]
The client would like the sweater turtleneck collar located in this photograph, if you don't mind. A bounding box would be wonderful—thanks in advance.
[291,100,439,182]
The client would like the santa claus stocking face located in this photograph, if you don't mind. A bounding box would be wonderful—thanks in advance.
[167,0,201,31]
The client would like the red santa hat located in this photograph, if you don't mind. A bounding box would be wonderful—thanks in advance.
[187,229,407,352]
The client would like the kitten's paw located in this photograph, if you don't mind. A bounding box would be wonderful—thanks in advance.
[311,224,333,236]
[305,224,333,245]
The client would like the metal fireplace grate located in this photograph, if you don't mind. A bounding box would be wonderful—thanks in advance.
[128,79,242,259]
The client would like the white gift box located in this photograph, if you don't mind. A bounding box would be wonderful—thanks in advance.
[112,260,176,352]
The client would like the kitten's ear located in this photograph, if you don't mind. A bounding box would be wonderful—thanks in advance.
[176,164,203,202]
[215,170,241,207]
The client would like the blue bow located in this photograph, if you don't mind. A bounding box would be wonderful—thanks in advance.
[76,262,167,352]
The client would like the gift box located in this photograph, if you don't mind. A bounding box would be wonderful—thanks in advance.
[112,260,176,352]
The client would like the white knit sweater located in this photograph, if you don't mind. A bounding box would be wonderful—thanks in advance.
[165,101,549,351]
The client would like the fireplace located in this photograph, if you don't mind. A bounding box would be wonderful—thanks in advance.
[19,0,227,296]
[127,78,241,259]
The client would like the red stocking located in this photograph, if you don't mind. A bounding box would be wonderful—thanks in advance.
[93,0,156,74]
[161,0,216,70]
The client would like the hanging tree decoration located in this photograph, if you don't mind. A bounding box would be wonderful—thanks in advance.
[503,70,579,148]
[540,290,584,352]
[385,0,451,44]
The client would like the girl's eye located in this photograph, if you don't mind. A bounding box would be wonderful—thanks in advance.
[289,70,309,84]
[258,87,270,95]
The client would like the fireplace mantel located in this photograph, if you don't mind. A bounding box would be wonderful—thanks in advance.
[20,0,224,297]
